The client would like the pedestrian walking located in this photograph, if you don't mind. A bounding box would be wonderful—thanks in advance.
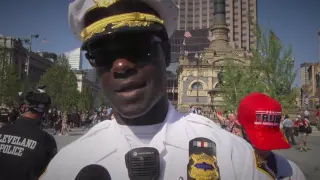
[294,115,310,152]
[40,0,270,179]
[238,93,305,180]
[304,108,310,120]
[60,112,68,136]
[283,115,296,145]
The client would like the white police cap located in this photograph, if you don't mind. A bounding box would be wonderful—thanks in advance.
[68,0,178,43]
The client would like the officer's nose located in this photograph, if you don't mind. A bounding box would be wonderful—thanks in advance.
[112,58,137,79]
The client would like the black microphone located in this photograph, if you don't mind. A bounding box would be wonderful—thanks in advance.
[75,164,111,180]
[125,147,160,180]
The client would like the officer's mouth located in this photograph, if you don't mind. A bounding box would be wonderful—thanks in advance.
[115,81,147,97]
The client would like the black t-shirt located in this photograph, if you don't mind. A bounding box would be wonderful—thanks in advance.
[0,108,9,124]
[49,112,58,122]
[68,113,78,122]
[0,117,57,180]
[9,109,19,123]
[298,120,307,133]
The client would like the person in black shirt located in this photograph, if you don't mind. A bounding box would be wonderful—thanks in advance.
[8,108,19,124]
[0,87,57,180]
[0,108,9,128]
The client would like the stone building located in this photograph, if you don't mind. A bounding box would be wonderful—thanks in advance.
[177,0,251,118]
[301,63,320,109]
[74,70,102,108]
[0,36,53,84]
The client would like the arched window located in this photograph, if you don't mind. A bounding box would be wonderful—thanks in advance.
[191,82,203,90]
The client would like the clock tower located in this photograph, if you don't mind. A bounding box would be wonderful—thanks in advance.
[177,0,250,119]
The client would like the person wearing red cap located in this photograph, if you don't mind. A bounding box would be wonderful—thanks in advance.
[238,92,306,180]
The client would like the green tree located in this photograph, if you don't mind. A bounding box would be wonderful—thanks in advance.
[99,92,106,107]
[78,85,94,111]
[221,25,297,112]
[251,27,297,111]
[39,54,79,112]
[0,47,21,106]
[220,59,264,112]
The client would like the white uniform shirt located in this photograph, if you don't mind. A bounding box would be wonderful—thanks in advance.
[41,102,273,180]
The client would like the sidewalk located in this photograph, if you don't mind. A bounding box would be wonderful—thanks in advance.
[310,131,320,136]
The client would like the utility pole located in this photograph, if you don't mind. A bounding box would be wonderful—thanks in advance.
[23,34,39,91]
[194,52,203,103]
[318,29,320,62]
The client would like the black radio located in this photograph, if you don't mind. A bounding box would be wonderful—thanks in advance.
[125,147,160,180]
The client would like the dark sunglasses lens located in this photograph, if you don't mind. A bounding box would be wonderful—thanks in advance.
[87,33,162,67]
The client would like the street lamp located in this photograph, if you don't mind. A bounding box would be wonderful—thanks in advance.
[23,33,39,90]
[194,52,203,102]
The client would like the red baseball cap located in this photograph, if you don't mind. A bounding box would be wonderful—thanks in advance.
[238,92,290,151]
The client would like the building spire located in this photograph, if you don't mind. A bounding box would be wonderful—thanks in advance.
[209,0,230,50]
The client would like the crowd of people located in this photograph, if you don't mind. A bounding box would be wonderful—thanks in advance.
[0,105,115,132]
[210,107,314,152]
[42,107,114,135]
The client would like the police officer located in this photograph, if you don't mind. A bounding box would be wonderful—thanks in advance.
[41,0,270,179]
[0,87,57,180]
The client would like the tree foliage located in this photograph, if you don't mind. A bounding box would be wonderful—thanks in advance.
[251,27,297,111]
[39,54,79,111]
[0,47,21,106]
[99,92,106,107]
[221,59,264,112]
[78,85,94,111]
[221,25,297,112]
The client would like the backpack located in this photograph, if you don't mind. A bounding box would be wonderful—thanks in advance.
[304,120,312,134]
[306,124,312,134]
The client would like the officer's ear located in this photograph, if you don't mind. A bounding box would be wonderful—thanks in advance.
[161,40,171,67]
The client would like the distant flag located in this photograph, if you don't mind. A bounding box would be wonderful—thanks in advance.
[42,38,48,43]
[184,31,192,38]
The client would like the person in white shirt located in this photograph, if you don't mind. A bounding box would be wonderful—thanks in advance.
[238,93,306,180]
[304,109,310,120]
[40,0,273,179]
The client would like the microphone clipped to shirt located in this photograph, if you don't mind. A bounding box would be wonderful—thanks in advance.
[125,147,160,180]
[75,164,111,180]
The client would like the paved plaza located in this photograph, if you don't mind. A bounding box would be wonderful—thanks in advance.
[54,129,320,180]
[275,132,320,180]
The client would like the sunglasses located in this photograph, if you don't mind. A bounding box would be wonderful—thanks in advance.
[85,32,164,68]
